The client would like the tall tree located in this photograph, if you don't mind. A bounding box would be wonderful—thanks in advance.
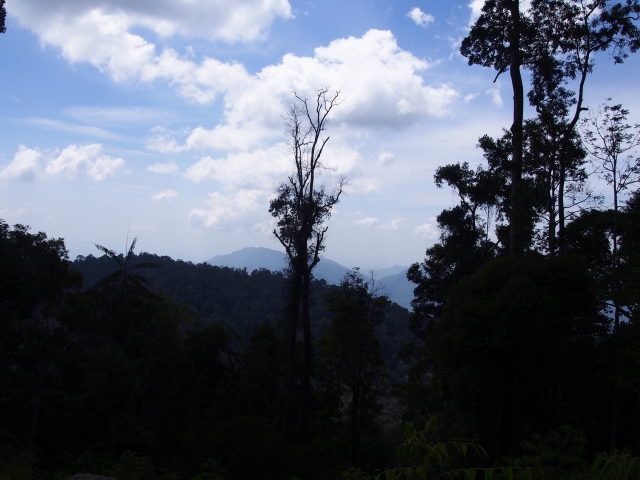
[461,0,640,254]
[269,88,344,444]
[581,100,640,448]
[461,0,533,255]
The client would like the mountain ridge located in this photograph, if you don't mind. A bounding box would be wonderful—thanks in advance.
[207,247,414,308]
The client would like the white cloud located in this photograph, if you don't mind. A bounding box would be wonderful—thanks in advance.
[352,217,403,230]
[378,218,404,231]
[415,220,439,240]
[0,146,42,181]
[190,189,266,229]
[407,8,434,27]
[353,217,380,228]
[469,0,485,25]
[12,0,292,44]
[183,144,289,187]
[464,93,479,103]
[151,189,179,201]
[377,151,396,167]
[44,144,125,180]
[152,29,459,157]
[346,178,379,194]
[0,144,124,182]
[146,162,179,174]
[486,87,503,107]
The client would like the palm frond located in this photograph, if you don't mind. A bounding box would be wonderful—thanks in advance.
[94,243,123,266]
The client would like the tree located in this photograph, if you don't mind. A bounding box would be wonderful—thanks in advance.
[0,0,6,34]
[269,88,345,444]
[0,220,82,450]
[581,99,640,448]
[407,161,503,340]
[461,0,640,254]
[429,255,607,455]
[317,270,388,467]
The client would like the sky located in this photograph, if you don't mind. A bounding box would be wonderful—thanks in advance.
[1,0,640,270]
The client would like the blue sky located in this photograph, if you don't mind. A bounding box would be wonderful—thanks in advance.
[1,0,639,270]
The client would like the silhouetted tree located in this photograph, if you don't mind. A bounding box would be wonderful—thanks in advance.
[461,0,640,254]
[269,88,345,444]
[317,270,388,467]
[0,0,6,34]
[581,99,640,448]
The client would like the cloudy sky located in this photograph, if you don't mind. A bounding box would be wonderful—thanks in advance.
[1,0,639,269]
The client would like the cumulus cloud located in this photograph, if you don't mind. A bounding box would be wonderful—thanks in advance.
[415,221,439,240]
[149,29,459,157]
[0,146,42,181]
[190,189,266,229]
[44,144,125,180]
[468,0,485,25]
[183,144,289,187]
[12,0,292,44]
[146,162,179,174]
[151,189,178,201]
[407,8,434,27]
[0,144,124,182]
[353,217,404,230]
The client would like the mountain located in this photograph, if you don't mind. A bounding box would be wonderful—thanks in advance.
[374,265,408,278]
[207,247,416,309]
[378,269,414,310]
[207,247,349,285]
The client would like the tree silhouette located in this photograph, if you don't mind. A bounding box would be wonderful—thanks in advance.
[461,0,640,254]
[0,0,6,34]
[581,99,640,449]
[270,88,345,445]
[93,237,162,305]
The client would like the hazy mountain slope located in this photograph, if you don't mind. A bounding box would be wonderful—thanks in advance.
[207,247,415,307]
[207,247,349,285]
[375,265,408,278]
[378,269,414,310]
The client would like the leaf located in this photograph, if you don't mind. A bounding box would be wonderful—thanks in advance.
[592,455,606,474]
[385,469,396,480]
[504,467,514,480]
[464,469,477,480]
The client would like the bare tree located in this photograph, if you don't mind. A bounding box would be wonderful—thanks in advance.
[269,88,345,445]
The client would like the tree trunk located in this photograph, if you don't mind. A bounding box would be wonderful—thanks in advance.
[283,275,301,441]
[508,0,525,256]
[300,270,312,446]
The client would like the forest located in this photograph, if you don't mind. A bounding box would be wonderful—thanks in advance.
[2,0,640,479]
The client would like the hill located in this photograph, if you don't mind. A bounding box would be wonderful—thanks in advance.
[207,247,415,307]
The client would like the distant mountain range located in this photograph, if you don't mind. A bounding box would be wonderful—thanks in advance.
[207,247,415,309]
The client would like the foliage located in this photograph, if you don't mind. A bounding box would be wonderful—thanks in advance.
[374,419,540,480]
[317,269,389,467]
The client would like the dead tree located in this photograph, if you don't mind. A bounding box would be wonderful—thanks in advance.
[269,88,344,445]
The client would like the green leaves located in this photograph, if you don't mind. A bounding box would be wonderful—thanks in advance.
[592,453,640,480]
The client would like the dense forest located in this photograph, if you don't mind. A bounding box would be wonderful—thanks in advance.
[3,0,640,479]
